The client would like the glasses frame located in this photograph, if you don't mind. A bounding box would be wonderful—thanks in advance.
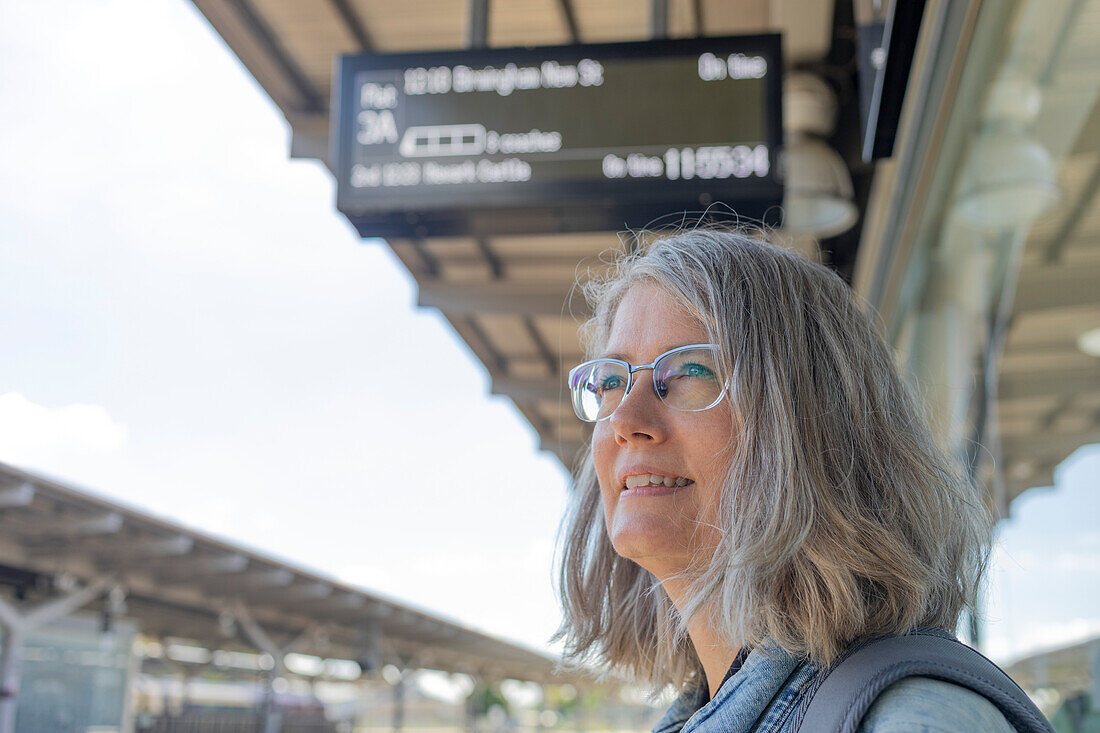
[567,343,726,423]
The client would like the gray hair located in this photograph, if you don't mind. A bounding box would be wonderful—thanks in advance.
[554,228,991,689]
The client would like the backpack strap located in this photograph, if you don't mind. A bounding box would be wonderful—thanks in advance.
[794,630,1053,733]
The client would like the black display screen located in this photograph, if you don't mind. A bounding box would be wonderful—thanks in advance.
[333,35,783,238]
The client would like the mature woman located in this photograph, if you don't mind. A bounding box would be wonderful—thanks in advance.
[555,229,1026,732]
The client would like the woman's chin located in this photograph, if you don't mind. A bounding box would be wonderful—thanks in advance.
[609,520,690,572]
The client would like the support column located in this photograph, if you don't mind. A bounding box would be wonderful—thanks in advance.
[0,578,109,733]
[392,670,406,731]
[231,603,323,733]
[0,628,24,733]
[466,677,491,733]
[232,603,284,733]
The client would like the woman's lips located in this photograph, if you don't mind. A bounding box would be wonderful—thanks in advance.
[620,482,693,498]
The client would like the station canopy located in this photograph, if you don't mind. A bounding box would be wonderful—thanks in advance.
[0,461,577,684]
[187,0,1100,512]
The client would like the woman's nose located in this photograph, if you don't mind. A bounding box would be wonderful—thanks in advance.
[609,373,666,445]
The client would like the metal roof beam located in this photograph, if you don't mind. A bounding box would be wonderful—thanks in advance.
[468,0,490,48]
[203,568,293,594]
[407,239,441,279]
[336,592,366,609]
[460,316,509,373]
[243,581,334,605]
[1013,263,1100,312]
[1044,155,1100,264]
[224,0,325,114]
[523,316,559,376]
[491,375,560,402]
[650,0,669,39]
[203,553,250,574]
[418,281,586,316]
[0,510,120,538]
[475,237,504,279]
[999,368,1100,400]
[247,568,294,587]
[0,483,34,509]
[77,512,124,535]
[556,0,581,42]
[1001,428,1100,460]
[144,535,195,557]
[158,553,249,582]
[328,0,374,50]
[29,533,191,563]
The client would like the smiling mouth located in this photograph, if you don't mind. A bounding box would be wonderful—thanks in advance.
[623,473,694,490]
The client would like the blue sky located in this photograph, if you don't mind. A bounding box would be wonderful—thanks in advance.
[0,0,1096,666]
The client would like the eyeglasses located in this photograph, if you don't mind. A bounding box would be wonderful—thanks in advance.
[567,344,725,422]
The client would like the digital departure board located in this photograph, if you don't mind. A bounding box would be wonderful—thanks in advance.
[333,35,783,238]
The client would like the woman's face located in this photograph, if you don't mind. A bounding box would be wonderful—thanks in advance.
[592,282,735,581]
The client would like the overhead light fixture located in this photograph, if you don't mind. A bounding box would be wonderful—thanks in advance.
[954,77,1061,230]
[781,137,860,238]
[954,122,1060,229]
[1078,326,1100,357]
[780,73,859,238]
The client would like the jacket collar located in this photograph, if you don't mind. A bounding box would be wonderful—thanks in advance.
[653,640,806,733]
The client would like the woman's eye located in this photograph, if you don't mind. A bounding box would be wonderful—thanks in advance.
[598,375,626,392]
[680,363,716,379]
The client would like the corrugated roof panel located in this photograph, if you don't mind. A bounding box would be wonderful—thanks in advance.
[439,261,496,282]
[425,236,481,259]
[1001,349,1097,374]
[478,314,541,356]
[701,0,770,35]
[571,0,649,42]
[251,0,359,93]
[531,314,585,357]
[509,357,555,380]
[1006,306,1100,350]
[1019,155,1095,244]
[1051,411,1096,434]
[489,232,622,258]
[1000,414,1042,438]
[349,0,466,52]
[1071,191,1100,241]
[503,261,592,285]
[667,0,701,38]
[386,238,439,278]
[192,0,310,112]
[489,0,572,46]
[998,395,1061,420]
[1058,243,1100,265]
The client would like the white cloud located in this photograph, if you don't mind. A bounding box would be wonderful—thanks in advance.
[0,392,127,466]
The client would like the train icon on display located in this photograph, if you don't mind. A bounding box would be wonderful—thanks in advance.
[398,124,486,158]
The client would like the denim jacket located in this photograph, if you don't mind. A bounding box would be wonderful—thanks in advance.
[653,636,1015,733]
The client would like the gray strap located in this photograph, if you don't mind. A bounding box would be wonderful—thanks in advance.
[795,632,1054,733]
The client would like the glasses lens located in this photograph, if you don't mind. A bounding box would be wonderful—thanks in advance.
[569,360,629,421]
[653,347,723,411]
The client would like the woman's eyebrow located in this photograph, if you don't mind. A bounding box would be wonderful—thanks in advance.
[598,345,629,360]
[599,344,696,362]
